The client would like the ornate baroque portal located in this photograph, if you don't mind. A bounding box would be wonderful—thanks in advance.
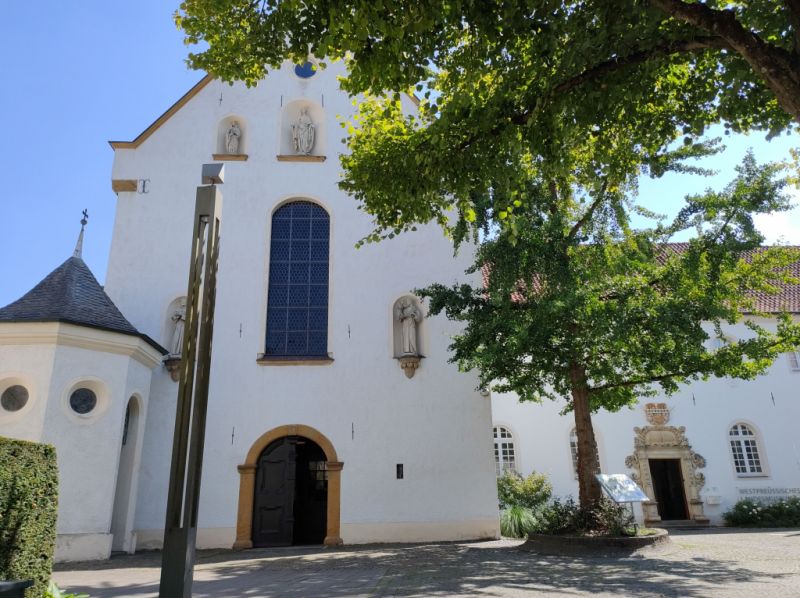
[234,424,344,549]
[625,405,709,524]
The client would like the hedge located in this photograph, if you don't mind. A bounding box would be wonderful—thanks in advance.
[0,436,59,598]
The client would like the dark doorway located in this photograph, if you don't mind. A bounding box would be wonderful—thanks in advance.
[648,458,689,520]
[252,436,328,547]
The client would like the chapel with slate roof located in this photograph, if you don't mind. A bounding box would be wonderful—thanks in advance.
[0,60,501,562]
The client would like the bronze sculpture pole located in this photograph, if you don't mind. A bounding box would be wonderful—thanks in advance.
[159,165,224,597]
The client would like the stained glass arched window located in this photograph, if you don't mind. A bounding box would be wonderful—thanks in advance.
[265,201,329,357]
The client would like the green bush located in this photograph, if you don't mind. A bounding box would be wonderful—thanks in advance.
[496,470,552,511]
[533,497,635,537]
[0,436,59,598]
[500,505,538,538]
[723,497,800,527]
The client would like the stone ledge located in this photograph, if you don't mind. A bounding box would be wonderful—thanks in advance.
[212,153,248,161]
[256,355,334,366]
[520,528,670,556]
[276,154,327,162]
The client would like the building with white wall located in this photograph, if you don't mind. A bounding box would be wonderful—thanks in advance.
[0,60,500,561]
[493,312,800,526]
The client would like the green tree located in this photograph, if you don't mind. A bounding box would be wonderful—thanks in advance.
[174,1,800,505]
[419,152,800,504]
[176,0,800,129]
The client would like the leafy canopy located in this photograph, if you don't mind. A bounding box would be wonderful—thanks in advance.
[177,0,800,244]
[420,151,800,412]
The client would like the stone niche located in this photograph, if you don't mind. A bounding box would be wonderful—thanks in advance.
[214,115,247,159]
[279,100,326,159]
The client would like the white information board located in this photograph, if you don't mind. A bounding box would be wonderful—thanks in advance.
[595,473,649,503]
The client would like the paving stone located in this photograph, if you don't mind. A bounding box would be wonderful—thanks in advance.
[53,530,800,597]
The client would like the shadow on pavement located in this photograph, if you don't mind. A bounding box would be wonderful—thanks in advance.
[55,538,792,597]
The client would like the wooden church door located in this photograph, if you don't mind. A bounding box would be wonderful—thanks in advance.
[253,438,296,546]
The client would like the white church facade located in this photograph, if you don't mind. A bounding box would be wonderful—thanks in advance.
[2,59,799,564]
[0,61,500,562]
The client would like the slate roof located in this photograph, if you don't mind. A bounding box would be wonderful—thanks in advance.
[0,256,166,353]
[480,244,800,314]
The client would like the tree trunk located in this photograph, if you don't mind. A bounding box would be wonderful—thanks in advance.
[569,361,603,507]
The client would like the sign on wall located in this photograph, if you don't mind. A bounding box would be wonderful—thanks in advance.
[737,486,800,505]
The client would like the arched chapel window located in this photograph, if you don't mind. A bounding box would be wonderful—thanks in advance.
[729,423,764,475]
[265,201,330,357]
[493,426,516,476]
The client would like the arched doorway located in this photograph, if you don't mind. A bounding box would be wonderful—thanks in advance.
[234,424,343,549]
[252,436,328,546]
[111,396,142,552]
[625,424,709,525]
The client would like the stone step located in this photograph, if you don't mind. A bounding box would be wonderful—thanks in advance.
[646,519,715,530]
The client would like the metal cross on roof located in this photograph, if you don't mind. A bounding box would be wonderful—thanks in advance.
[74,209,89,258]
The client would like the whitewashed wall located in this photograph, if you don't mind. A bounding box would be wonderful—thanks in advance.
[0,323,157,560]
[107,61,500,547]
[493,318,800,524]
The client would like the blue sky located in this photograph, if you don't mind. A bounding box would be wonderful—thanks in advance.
[0,4,798,307]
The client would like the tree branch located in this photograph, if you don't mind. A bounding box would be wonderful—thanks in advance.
[551,36,730,98]
[649,0,800,121]
[567,180,608,242]
[589,337,788,394]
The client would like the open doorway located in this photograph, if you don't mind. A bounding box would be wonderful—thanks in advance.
[648,458,689,520]
[252,436,328,547]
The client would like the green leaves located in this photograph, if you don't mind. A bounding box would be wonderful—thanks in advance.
[422,154,800,413]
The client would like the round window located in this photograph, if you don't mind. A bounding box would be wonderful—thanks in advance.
[294,61,317,79]
[69,388,97,415]
[1,385,29,412]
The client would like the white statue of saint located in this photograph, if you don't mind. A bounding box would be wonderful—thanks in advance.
[291,108,315,155]
[395,297,422,356]
[169,299,187,356]
[225,121,241,154]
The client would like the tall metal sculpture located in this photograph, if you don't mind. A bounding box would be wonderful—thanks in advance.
[159,164,224,597]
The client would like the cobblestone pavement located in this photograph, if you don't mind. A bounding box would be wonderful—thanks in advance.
[53,529,800,597]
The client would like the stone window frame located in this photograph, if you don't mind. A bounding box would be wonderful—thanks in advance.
[787,351,800,371]
[61,377,110,424]
[728,421,769,478]
[0,375,35,422]
[262,200,331,360]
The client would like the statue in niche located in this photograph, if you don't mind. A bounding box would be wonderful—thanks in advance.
[225,121,242,154]
[291,107,315,155]
[395,297,422,356]
[169,299,187,356]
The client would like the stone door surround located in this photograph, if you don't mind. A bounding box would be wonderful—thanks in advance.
[625,425,709,524]
[234,424,343,549]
